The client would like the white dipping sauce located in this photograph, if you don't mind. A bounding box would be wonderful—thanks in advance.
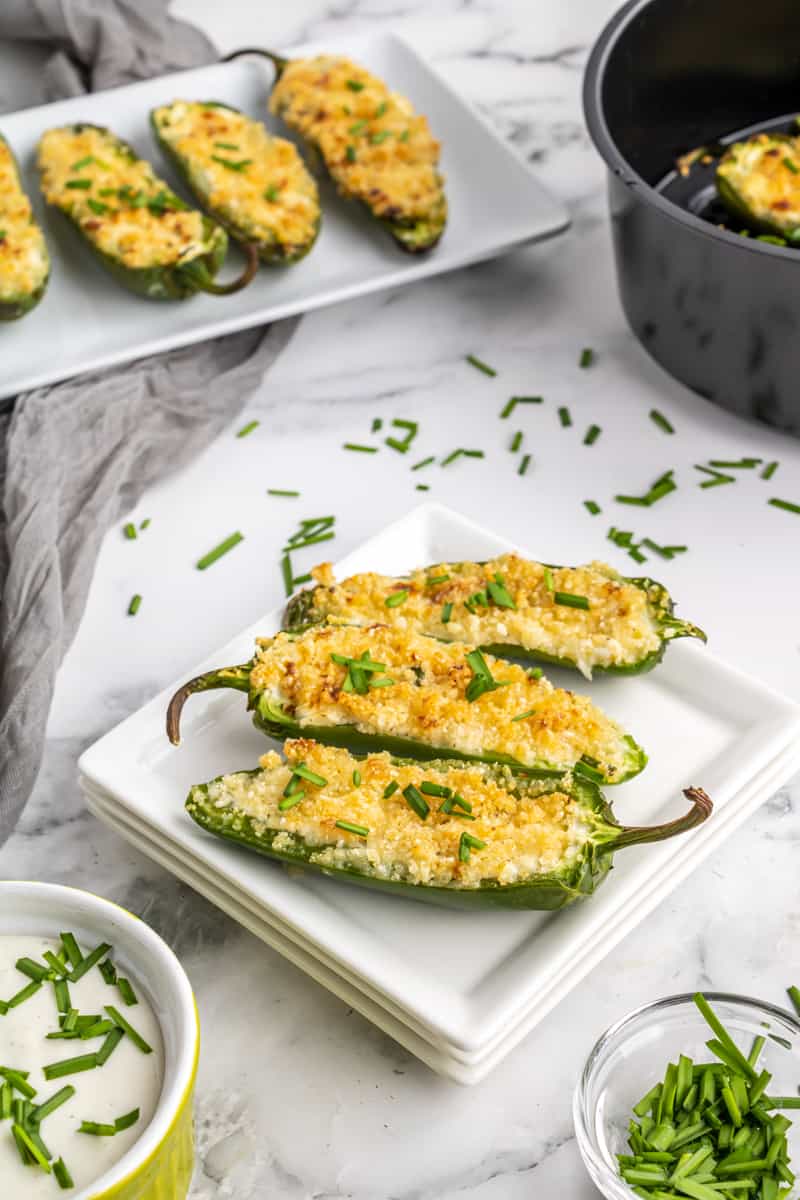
[0,936,164,1195]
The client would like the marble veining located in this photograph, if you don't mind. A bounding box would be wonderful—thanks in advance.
[2,0,800,1195]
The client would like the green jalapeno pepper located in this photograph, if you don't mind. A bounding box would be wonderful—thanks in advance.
[150,100,321,265]
[185,743,711,911]
[717,133,800,242]
[166,623,648,784]
[283,554,706,678]
[0,132,50,320]
[37,123,258,299]
[223,47,447,253]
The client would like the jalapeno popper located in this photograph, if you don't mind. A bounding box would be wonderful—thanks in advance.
[717,132,800,241]
[225,48,446,252]
[37,124,257,299]
[186,739,711,910]
[0,133,50,320]
[167,623,647,783]
[284,555,705,678]
[150,101,320,264]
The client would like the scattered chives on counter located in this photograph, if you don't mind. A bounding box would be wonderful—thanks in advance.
[267,489,300,497]
[123,523,137,540]
[510,431,523,452]
[196,532,244,570]
[518,454,531,476]
[583,424,602,446]
[441,448,485,466]
[615,469,676,508]
[127,594,142,617]
[579,347,594,368]
[500,396,542,418]
[465,354,496,377]
[385,419,418,454]
[343,443,378,454]
[371,417,383,433]
[584,500,601,515]
[139,518,150,531]
[649,408,675,434]
[708,457,761,468]
[416,484,430,491]
[411,456,435,471]
[558,406,572,427]
[761,460,779,480]
[236,419,260,438]
[769,497,800,515]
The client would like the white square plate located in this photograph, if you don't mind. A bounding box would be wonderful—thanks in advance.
[0,33,568,401]
[83,735,800,1084]
[79,503,800,1067]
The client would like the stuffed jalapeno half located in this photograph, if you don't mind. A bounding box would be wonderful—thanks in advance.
[0,133,50,320]
[716,133,800,241]
[186,739,711,910]
[225,48,446,252]
[284,554,706,678]
[37,124,257,299]
[150,100,320,264]
[167,622,647,784]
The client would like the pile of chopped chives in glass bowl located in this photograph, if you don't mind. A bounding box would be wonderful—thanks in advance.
[574,991,800,1200]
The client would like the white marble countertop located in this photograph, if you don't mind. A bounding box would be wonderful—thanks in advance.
[4,1,800,1195]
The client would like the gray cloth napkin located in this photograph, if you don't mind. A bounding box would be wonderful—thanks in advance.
[0,0,298,845]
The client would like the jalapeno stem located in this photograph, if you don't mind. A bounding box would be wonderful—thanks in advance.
[599,787,712,855]
[221,47,291,78]
[183,242,259,296]
[166,663,253,745]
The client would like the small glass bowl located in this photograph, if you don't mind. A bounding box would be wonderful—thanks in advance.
[573,992,800,1200]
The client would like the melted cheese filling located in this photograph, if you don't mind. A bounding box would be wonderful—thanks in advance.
[0,139,48,302]
[720,136,800,232]
[270,55,443,223]
[38,126,209,269]
[250,623,636,779]
[307,554,662,677]
[204,740,586,887]
[151,102,319,250]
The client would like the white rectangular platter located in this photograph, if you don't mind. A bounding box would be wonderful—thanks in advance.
[78,503,800,1068]
[0,33,568,400]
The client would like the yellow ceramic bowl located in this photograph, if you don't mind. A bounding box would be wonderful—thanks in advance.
[0,882,199,1200]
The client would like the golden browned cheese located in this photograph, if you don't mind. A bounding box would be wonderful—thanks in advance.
[38,126,208,269]
[269,55,443,223]
[0,139,48,303]
[208,740,585,887]
[307,554,661,676]
[151,102,319,250]
[250,623,635,778]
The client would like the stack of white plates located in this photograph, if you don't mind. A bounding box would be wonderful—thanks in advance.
[79,505,800,1083]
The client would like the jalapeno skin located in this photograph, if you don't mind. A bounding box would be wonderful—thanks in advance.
[0,133,50,320]
[185,759,711,911]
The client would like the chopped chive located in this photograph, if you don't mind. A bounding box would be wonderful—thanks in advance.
[139,518,150,531]
[368,676,395,688]
[71,155,94,170]
[281,553,294,597]
[87,198,109,216]
[543,567,555,592]
[426,574,450,586]
[268,489,300,497]
[466,354,496,377]
[458,832,486,862]
[346,79,365,91]
[281,531,335,552]
[517,454,531,476]
[500,395,543,418]
[278,792,304,811]
[114,1107,140,1131]
[441,602,453,624]
[211,155,252,171]
[370,130,391,144]
[13,1124,51,1170]
[43,1053,97,1081]
[708,458,761,468]
[67,942,112,984]
[236,420,260,438]
[352,770,362,787]
[79,1120,117,1136]
[104,1006,153,1055]
[510,431,523,452]
[116,977,138,1007]
[411,456,435,471]
[335,820,369,837]
[214,141,239,150]
[528,667,543,680]
[579,347,594,368]
[451,795,472,814]
[650,409,675,434]
[291,763,328,787]
[511,708,536,722]
[761,461,779,480]
[345,144,357,162]
[399,129,410,141]
[554,591,590,610]
[66,178,92,190]
[383,781,399,799]
[768,497,800,515]
[371,418,383,433]
[441,448,485,466]
[127,594,142,617]
[0,1082,12,1115]
[60,933,83,970]
[402,784,430,821]
[80,1020,115,1040]
[375,101,388,117]
[30,1085,76,1125]
[487,573,516,609]
[7,980,42,1009]
[784,156,800,173]
[584,424,602,446]
[558,406,572,427]
[15,957,51,983]
[385,589,409,608]
[584,500,601,515]
[0,1067,36,1098]
[419,781,451,798]
[343,443,377,453]
[54,978,71,1014]
[54,1158,74,1189]
[123,522,137,540]
[196,532,244,570]
[788,985,800,1016]
[700,474,734,488]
